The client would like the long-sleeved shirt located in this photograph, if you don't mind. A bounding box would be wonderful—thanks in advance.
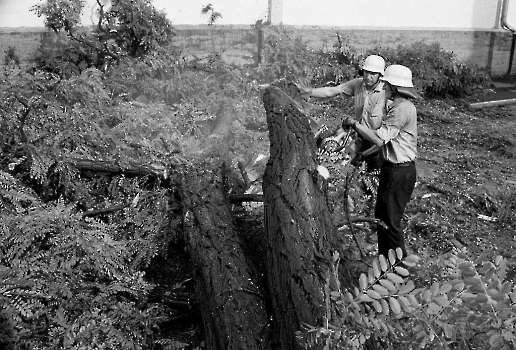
[375,97,418,164]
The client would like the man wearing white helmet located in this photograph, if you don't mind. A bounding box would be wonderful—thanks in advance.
[343,64,418,259]
[300,55,387,171]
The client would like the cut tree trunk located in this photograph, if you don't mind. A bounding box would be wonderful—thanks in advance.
[261,80,342,350]
[180,165,271,350]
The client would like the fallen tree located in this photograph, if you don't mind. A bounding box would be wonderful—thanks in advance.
[40,79,357,350]
[174,79,358,350]
[179,164,272,350]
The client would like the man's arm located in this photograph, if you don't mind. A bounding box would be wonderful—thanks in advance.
[298,80,356,100]
[355,123,384,147]
[361,144,379,157]
[309,86,348,99]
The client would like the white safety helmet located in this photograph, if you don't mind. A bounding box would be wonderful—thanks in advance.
[381,64,414,88]
[362,55,385,75]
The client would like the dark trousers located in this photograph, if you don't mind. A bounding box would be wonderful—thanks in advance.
[375,161,416,258]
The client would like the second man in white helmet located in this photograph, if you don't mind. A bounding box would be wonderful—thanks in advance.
[300,54,387,171]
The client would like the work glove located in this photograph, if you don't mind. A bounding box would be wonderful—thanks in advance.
[350,152,365,167]
[341,116,357,129]
[315,136,324,148]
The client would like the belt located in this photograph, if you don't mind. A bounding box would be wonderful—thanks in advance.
[382,160,415,168]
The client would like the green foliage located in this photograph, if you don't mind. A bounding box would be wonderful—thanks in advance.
[255,28,357,97]
[310,33,360,87]
[321,37,492,98]
[0,58,184,347]
[31,0,175,75]
[0,182,166,349]
[256,29,491,98]
[297,248,516,350]
[201,4,223,25]
[367,41,492,98]
[105,0,174,57]
[104,45,183,102]
[3,46,21,68]
[497,189,516,226]
[3,11,507,348]
[31,31,99,77]
[258,26,321,82]
[31,0,85,33]
[0,21,274,345]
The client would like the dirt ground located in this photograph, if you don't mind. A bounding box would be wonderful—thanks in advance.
[407,98,515,263]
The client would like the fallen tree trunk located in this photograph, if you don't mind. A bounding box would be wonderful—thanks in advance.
[260,80,343,350]
[179,165,271,350]
[66,157,170,179]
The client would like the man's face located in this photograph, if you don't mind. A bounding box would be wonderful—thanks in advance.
[383,81,393,100]
[363,70,381,88]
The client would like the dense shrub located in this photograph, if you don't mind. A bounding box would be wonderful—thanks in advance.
[306,37,493,98]
[0,65,182,349]
[257,27,357,87]
[257,29,492,98]
[0,172,168,350]
[368,41,493,98]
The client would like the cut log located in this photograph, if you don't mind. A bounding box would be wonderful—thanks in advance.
[180,165,271,350]
[66,157,170,179]
[260,79,342,350]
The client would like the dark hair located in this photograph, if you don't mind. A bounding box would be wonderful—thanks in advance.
[360,69,382,76]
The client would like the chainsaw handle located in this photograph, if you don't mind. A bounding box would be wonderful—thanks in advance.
[334,128,354,142]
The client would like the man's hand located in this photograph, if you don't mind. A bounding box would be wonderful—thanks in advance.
[296,84,313,101]
[315,136,324,148]
[350,152,365,167]
[314,126,340,148]
[342,116,357,129]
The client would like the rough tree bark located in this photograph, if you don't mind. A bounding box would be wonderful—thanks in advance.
[260,80,342,350]
[179,164,271,350]
[176,80,359,350]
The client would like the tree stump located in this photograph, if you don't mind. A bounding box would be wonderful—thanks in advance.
[180,165,271,350]
[261,80,340,350]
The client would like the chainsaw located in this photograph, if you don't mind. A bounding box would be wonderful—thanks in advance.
[315,125,357,159]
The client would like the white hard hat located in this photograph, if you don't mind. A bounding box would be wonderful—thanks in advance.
[381,64,413,88]
[362,55,385,75]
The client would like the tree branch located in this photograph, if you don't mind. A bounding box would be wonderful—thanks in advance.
[228,193,263,202]
[344,167,365,258]
[350,216,388,230]
[96,0,105,32]
[14,95,31,143]
[67,157,168,179]
[82,203,130,217]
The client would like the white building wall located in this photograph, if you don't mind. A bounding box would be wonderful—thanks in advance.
[2,0,516,29]
[281,0,503,29]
